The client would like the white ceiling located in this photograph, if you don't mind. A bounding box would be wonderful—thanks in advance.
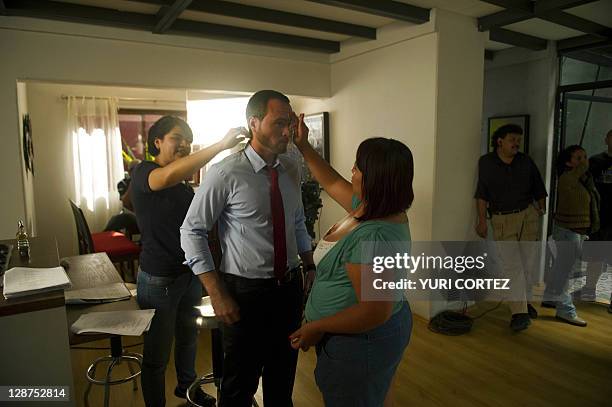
[565,0,612,28]
[224,0,396,27]
[19,0,612,52]
[505,18,586,41]
[396,0,502,17]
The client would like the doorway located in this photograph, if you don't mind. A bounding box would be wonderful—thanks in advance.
[552,58,612,303]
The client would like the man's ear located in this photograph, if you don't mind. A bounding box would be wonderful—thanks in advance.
[248,116,259,136]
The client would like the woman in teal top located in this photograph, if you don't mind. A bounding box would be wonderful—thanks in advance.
[289,113,413,407]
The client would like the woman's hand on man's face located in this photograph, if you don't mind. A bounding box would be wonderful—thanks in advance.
[290,112,310,151]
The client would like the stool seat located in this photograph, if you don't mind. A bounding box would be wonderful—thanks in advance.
[197,296,216,318]
[196,296,219,330]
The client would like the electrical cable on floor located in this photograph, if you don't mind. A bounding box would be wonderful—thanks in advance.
[428,300,503,335]
[469,300,503,320]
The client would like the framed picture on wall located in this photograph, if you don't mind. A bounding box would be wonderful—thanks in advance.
[488,114,530,154]
[303,112,330,162]
[296,112,329,181]
[286,112,330,181]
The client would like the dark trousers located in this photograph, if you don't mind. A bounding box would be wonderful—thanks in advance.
[219,272,303,407]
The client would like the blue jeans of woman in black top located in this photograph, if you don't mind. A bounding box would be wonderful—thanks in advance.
[137,269,202,407]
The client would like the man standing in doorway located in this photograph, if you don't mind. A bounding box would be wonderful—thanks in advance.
[475,124,548,331]
[181,90,315,406]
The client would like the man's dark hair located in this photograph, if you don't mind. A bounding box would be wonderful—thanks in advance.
[147,116,193,156]
[246,90,290,135]
[491,124,523,149]
[557,144,585,176]
[606,129,612,139]
[355,138,414,221]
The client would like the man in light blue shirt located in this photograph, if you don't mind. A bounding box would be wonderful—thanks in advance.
[181,90,315,407]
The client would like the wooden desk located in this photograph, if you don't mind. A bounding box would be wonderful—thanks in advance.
[63,253,140,345]
[0,236,75,406]
[0,236,64,317]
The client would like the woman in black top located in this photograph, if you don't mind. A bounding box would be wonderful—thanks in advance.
[131,116,246,406]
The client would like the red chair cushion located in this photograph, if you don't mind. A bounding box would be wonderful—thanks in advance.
[92,231,140,257]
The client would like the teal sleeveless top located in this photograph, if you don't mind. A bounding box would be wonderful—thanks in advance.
[305,197,411,322]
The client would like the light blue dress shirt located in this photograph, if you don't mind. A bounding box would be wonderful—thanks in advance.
[180,144,312,279]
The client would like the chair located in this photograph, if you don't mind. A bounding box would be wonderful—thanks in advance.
[69,200,140,280]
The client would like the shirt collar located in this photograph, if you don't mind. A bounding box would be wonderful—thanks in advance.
[244,143,284,173]
[493,151,523,166]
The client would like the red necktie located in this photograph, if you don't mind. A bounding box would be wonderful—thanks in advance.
[268,166,287,281]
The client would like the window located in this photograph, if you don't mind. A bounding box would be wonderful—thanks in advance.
[118,109,187,172]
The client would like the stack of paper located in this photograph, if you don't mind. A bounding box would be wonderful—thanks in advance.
[3,266,72,299]
[71,309,155,336]
[64,282,132,304]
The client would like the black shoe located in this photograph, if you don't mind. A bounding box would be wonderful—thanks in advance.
[527,303,538,319]
[510,313,531,332]
[541,301,556,309]
[608,302,612,314]
[175,386,216,407]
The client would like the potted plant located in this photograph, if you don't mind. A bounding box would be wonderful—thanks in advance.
[301,180,323,243]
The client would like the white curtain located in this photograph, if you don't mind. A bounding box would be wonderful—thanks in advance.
[67,96,123,232]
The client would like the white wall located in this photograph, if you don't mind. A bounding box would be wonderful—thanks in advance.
[295,25,439,244]
[427,10,485,316]
[1,79,26,240]
[0,17,330,239]
[431,10,485,242]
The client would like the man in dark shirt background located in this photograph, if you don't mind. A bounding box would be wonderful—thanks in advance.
[583,129,612,313]
[475,124,548,331]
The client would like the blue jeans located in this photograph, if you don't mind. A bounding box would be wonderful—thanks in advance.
[544,224,585,318]
[137,269,203,407]
[314,302,412,407]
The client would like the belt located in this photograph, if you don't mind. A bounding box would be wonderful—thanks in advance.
[490,205,529,216]
[222,266,302,287]
[277,266,302,285]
